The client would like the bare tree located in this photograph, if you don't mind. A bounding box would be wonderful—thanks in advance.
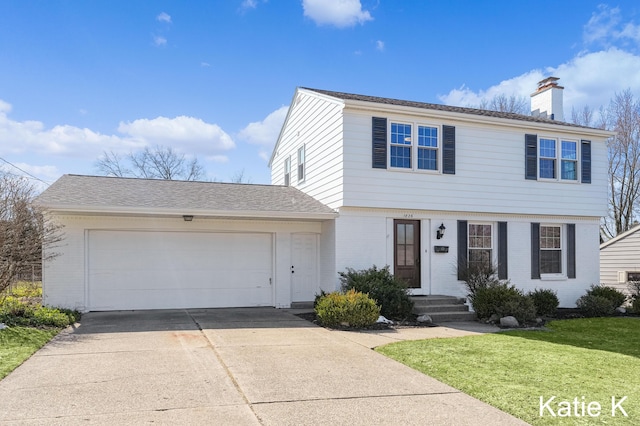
[0,172,64,293]
[602,89,640,239]
[96,145,204,181]
[230,169,253,184]
[479,94,529,114]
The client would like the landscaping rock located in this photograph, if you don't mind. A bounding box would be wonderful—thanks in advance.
[0,323,6,330]
[500,316,519,328]
[616,307,626,314]
[416,314,432,324]
[488,314,500,323]
[535,317,544,325]
[377,315,394,324]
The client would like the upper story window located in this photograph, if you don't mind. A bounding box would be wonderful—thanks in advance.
[297,145,305,182]
[389,122,439,171]
[390,123,412,168]
[284,156,291,186]
[527,134,586,182]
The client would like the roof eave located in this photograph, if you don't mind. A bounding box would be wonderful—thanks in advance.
[341,99,616,138]
[41,205,337,221]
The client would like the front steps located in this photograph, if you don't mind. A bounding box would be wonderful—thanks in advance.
[411,295,476,322]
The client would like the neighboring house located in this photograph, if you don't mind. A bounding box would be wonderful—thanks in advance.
[600,224,640,295]
[38,78,615,311]
[270,78,614,307]
[36,176,335,311]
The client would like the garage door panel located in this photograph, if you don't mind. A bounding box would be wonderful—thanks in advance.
[88,230,273,310]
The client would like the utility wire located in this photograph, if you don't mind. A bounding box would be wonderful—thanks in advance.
[0,156,51,186]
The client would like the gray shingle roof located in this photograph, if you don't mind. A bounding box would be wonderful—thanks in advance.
[303,87,598,130]
[37,175,336,219]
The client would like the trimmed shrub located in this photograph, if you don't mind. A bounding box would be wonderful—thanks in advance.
[459,261,502,299]
[339,266,413,320]
[528,288,559,317]
[315,290,380,329]
[0,296,80,327]
[471,283,536,324]
[586,285,627,309]
[32,307,75,328]
[576,294,616,317]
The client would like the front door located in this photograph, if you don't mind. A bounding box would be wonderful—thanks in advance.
[291,233,318,302]
[394,220,421,288]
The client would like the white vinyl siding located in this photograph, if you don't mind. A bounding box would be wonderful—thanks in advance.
[600,227,640,294]
[270,91,344,208]
[341,111,608,217]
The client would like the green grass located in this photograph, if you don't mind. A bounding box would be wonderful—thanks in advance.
[377,317,640,425]
[0,281,76,380]
[0,326,59,380]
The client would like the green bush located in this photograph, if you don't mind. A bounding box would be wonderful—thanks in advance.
[315,290,380,329]
[7,281,43,298]
[528,288,559,317]
[459,261,502,299]
[339,266,413,320]
[576,294,616,317]
[471,283,536,324]
[586,285,627,309]
[632,297,640,314]
[1,296,80,328]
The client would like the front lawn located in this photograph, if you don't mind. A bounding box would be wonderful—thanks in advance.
[0,327,59,379]
[377,317,640,425]
[0,281,79,380]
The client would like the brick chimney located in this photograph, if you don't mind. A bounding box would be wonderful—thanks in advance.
[530,77,564,121]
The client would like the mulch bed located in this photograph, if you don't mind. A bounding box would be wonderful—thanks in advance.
[295,311,439,331]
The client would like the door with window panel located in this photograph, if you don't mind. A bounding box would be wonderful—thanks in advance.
[394,220,421,288]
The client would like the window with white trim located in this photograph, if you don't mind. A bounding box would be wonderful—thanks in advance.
[539,137,578,181]
[468,223,492,270]
[297,145,305,182]
[284,156,291,186]
[540,225,562,274]
[389,122,439,171]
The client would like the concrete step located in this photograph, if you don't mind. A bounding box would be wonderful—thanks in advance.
[413,303,470,313]
[411,295,466,306]
[426,311,477,322]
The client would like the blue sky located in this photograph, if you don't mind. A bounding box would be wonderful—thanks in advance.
[1,0,640,188]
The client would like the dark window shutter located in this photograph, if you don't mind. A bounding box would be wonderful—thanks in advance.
[498,222,508,280]
[581,140,591,184]
[457,220,468,280]
[531,223,540,279]
[372,117,387,169]
[443,125,456,174]
[525,134,538,180]
[567,224,576,279]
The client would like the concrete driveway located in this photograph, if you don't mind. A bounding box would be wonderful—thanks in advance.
[0,308,526,425]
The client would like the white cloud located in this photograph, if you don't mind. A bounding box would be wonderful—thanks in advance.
[157,12,172,24]
[153,35,167,46]
[439,48,640,116]
[237,106,288,147]
[0,101,235,168]
[118,116,235,155]
[583,5,640,50]
[240,0,258,10]
[376,40,384,51]
[302,0,373,28]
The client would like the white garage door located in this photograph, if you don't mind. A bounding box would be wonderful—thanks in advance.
[88,230,273,310]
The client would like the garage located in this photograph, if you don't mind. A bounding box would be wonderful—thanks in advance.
[37,175,335,312]
[87,230,273,310]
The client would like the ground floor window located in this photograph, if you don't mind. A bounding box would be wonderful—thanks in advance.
[468,223,492,270]
[540,225,562,274]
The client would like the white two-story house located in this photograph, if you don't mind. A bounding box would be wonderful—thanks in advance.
[37,78,614,312]
[269,79,614,307]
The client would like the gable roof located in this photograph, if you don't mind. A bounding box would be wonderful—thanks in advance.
[302,87,601,130]
[36,175,336,220]
[600,224,640,250]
